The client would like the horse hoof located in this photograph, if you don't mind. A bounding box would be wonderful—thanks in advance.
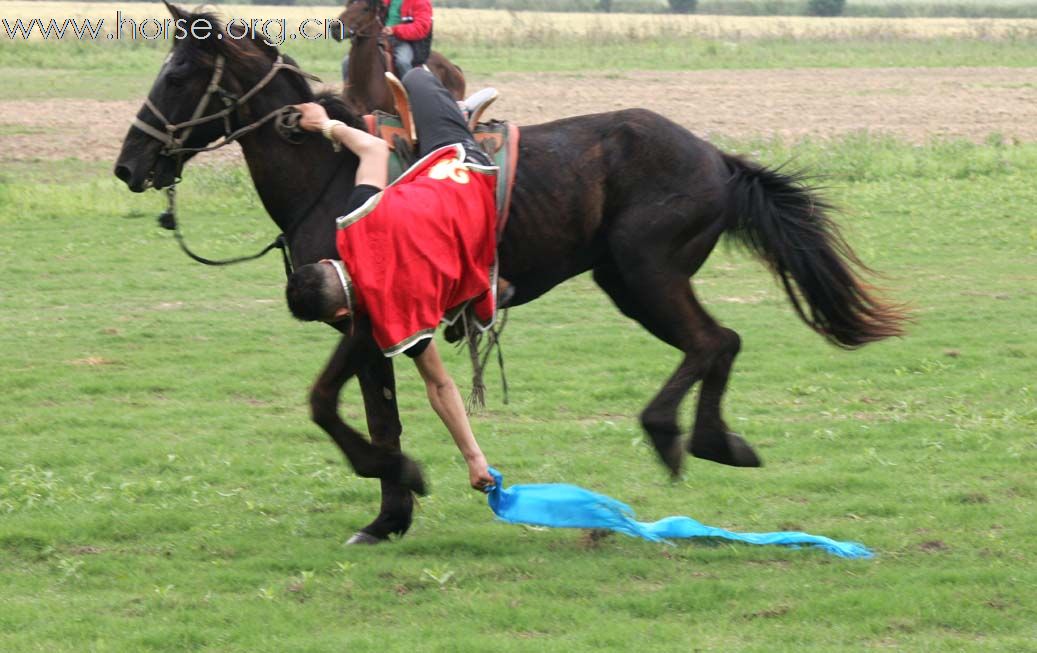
[397,457,428,496]
[645,427,684,477]
[689,431,762,468]
[662,438,684,478]
[346,531,384,545]
[724,432,762,467]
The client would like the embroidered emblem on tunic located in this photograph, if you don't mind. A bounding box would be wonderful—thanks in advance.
[427,158,470,184]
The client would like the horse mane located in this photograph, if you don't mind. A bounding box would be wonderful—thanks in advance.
[314,90,366,129]
[175,9,326,108]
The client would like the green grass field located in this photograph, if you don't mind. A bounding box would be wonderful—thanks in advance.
[2,7,1037,651]
[4,4,1037,99]
[5,35,1037,103]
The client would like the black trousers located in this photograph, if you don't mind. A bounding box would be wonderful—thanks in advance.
[343,70,494,215]
[402,68,492,166]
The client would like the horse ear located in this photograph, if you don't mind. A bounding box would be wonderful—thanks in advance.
[251,37,279,59]
[163,1,187,21]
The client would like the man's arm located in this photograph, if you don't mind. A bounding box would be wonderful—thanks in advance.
[294,102,389,189]
[412,340,494,490]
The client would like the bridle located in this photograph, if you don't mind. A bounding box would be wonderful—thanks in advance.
[345,0,386,42]
[132,53,320,158]
[131,52,332,275]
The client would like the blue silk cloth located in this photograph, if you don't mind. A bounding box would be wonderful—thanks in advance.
[485,468,873,559]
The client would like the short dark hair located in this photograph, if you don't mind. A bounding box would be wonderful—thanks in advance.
[285,264,339,321]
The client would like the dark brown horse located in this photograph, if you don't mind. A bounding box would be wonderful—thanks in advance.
[331,0,465,113]
[114,6,905,544]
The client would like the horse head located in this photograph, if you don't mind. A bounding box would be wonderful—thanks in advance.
[113,2,315,192]
[334,0,384,43]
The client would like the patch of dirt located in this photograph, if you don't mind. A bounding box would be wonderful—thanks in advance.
[68,356,119,366]
[745,604,792,619]
[487,67,1037,145]
[579,528,614,549]
[2,67,1036,165]
[918,539,950,552]
[0,98,242,166]
[68,545,104,555]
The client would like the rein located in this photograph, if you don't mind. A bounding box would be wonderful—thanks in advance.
[157,185,293,277]
[133,54,324,277]
[156,149,351,278]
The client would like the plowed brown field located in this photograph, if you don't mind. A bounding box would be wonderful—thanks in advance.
[3,66,1035,164]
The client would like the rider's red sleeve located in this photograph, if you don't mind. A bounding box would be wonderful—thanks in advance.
[391,0,432,41]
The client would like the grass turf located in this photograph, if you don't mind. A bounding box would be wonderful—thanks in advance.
[1,133,1035,651]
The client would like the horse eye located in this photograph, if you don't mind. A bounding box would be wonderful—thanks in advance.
[164,61,191,86]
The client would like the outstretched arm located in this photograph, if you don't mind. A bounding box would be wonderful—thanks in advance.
[294,102,389,189]
[412,340,494,491]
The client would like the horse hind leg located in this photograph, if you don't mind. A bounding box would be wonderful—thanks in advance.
[597,265,701,476]
[687,325,762,467]
[594,258,761,474]
[593,264,687,475]
[638,286,761,472]
[638,283,760,469]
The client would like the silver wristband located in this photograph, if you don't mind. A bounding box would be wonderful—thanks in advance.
[321,119,345,151]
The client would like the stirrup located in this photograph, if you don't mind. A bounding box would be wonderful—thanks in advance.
[497,282,515,308]
[462,87,499,132]
[384,72,417,146]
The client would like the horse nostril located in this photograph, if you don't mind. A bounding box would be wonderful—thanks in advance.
[114,164,133,184]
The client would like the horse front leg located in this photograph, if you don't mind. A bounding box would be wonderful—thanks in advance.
[310,328,427,504]
[346,353,415,544]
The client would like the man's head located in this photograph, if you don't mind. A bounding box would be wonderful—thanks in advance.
[285,260,351,322]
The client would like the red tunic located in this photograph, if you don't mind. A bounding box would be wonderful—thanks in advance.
[335,144,498,356]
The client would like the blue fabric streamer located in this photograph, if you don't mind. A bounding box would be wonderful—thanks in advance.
[485,468,873,559]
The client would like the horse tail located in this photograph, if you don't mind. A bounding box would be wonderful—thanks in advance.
[720,152,907,348]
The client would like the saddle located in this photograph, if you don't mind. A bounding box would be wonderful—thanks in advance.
[361,74,520,238]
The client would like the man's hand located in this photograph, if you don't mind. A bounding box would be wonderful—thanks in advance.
[293,102,331,133]
[381,25,394,36]
[467,453,494,492]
